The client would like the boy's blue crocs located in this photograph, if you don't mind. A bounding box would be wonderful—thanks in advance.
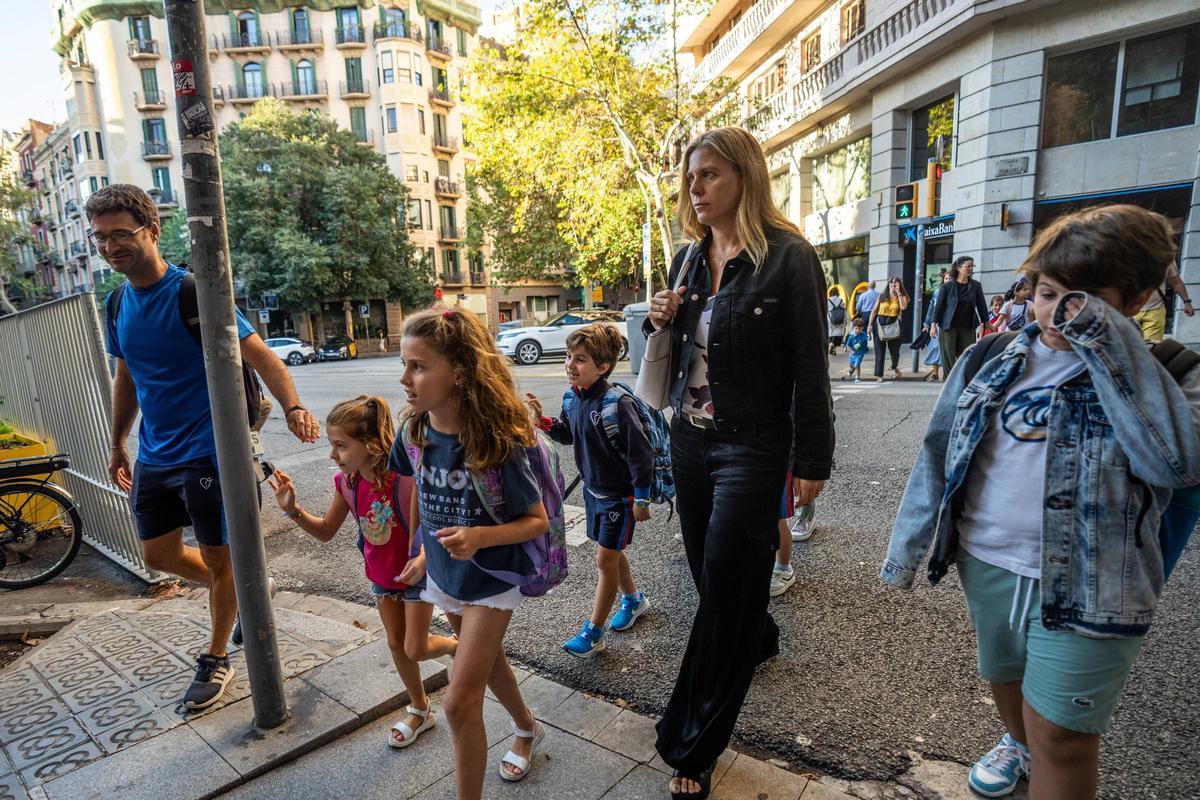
[968,733,1029,797]
[610,592,649,631]
[563,621,606,658]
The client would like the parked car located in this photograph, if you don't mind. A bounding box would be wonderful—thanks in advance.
[318,336,358,361]
[265,337,316,366]
[496,309,629,366]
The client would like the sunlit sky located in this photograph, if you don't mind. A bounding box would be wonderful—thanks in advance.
[0,1,502,135]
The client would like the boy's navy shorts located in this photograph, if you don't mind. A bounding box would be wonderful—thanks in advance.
[584,490,636,551]
[130,456,228,547]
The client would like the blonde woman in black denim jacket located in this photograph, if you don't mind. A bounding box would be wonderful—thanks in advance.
[644,127,834,799]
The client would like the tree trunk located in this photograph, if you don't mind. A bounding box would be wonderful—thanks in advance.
[0,283,18,316]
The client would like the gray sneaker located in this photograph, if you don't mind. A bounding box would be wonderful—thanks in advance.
[790,504,816,542]
[769,564,796,597]
[231,576,277,646]
[183,653,234,710]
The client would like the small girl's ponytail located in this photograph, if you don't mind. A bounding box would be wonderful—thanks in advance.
[328,395,396,489]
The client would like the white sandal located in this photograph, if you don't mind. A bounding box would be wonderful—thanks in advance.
[499,720,545,782]
[388,705,435,749]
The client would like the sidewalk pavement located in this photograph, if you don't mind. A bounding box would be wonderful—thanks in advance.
[0,589,1009,800]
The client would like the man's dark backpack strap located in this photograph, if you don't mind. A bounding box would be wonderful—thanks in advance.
[106,281,128,329]
[961,331,1018,385]
[1149,338,1200,382]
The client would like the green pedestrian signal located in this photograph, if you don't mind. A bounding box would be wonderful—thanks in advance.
[895,183,917,221]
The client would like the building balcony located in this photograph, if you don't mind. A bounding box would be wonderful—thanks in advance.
[354,130,375,146]
[374,21,422,44]
[64,199,80,217]
[470,271,486,287]
[335,25,367,48]
[279,79,327,101]
[127,38,159,60]
[223,31,271,53]
[276,28,324,51]
[69,240,87,257]
[212,85,225,106]
[426,36,453,61]
[46,254,63,269]
[134,90,168,111]
[432,133,460,153]
[691,0,821,90]
[438,225,464,243]
[434,177,461,198]
[339,79,370,98]
[208,34,222,55]
[740,0,967,146]
[228,83,275,103]
[440,271,466,286]
[141,140,172,160]
[150,188,177,207]
[429,88,455,108]
[30,208,44,223]
[59,164,73,178]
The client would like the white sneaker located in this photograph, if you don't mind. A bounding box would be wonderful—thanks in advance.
[769,564,796,597]
[790,505,815,542]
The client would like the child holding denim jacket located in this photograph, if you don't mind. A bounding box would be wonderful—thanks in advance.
[882,205,1200,800]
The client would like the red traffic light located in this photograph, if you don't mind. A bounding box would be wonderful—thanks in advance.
[434,287,444,300]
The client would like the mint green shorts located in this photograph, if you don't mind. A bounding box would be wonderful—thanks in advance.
[956,552,1145,735]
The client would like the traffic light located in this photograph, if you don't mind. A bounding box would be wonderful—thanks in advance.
[895,183,917,221]
[925,159,942,218]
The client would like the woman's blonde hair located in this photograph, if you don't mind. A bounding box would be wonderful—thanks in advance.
[676,127,801,269]
[399,308,536,471]
[327,395,395,489]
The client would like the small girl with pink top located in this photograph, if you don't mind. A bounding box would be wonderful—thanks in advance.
[268,395,457,749]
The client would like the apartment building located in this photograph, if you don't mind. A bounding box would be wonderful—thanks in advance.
[680,0,1200,345]
[47,0,501,336]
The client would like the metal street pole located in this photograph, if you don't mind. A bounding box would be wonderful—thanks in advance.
[162,0,287,729]
[911,220,927,374]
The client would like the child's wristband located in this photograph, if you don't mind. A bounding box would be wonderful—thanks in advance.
[633,499,651,508]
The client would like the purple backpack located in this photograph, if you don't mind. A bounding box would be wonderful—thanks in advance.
[402,421,568,597]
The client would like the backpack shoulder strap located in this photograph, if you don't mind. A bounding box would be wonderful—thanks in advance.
[106,281,127,325]
[177,272,203,348]
[962,331,1018,385]
[1150,339,1200,384]
[599,383,633,454]
[468,468,506,525]
[336,472,364,535]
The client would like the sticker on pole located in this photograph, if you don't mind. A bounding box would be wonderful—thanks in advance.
[172,59,196,96]
[181,101,214,136]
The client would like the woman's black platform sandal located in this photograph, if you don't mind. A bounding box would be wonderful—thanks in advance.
[670,762,715,800]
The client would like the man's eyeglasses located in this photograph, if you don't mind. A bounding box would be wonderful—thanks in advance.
[87,225,146,247]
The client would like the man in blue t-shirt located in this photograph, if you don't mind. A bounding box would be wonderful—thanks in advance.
[93,185,320,711]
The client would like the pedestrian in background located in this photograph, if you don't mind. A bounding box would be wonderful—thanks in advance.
[868,276,909,381]
[644,127,833,800]
[883,204,1200,800]
[1133,260,1193,342]
[843,317,869,382]
[983,295,1005,336]
[921,273,951,382]
[929,255,990,375]
[855,280,879,322]
[997,279,1033,332]
[828,289,847,355]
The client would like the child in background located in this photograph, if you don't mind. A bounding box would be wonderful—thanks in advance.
[268,396,457,749]
[525,324,654,658]
[842,317,869,382]
[770,471,816,597]
[998,279,1034,332]
[883,205,1200,799]
[984,294,1005,336]
[390,309,550,799]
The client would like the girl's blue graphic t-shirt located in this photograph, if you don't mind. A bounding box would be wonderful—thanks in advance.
[389,424,539,601]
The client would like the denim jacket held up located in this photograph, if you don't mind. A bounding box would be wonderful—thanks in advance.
[881,292,1200,638]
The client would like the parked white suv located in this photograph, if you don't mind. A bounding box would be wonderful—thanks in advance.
[266,337,316,366]
[496,309,629,366]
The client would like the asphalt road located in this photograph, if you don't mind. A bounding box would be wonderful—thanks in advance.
[148,355,1200,798]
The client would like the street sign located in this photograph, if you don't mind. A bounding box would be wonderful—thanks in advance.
[358,303,369,318]
[262,292,279,310]
[258,309,270,324]
[591,286,603,303]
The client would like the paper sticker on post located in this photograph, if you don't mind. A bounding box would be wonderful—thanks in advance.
[173,59,196,96]
[181,101,214,136]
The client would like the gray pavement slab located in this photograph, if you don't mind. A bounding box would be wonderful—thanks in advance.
[300,638,448,717]
[592,708,659,763]
[711,754,807,800]
[541,690,622,741]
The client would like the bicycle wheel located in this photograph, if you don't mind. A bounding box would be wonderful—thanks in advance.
[0,482,84,590]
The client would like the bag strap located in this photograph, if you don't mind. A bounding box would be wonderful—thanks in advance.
[673,243,698,294]
[961,331,1019,385]
[177,272,204,348]
[1150,339,1200,383]
[337,473,364,537]
[106,281,127,326]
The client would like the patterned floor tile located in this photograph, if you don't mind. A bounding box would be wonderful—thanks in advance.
[140,670,194,709]
[4,718,91,772]
[18,739,102,788]
[124,653,191,690]
[0,699,71,746]
[0,681,54,720]
[59,674,136,714]
[73,617,132,646]
[76,692,158,738]
[0,668,39,696]
[105,641,174,672]
[89,630,157,659]
[44,661,114,695]
[28,649,92,679]
[93,709,180,755]
[0,772,25,800]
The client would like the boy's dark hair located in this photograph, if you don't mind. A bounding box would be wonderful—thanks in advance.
[565,323,623,379]
[851,315,865,328]
[1021,204,1176,304]
[85,184,160,229]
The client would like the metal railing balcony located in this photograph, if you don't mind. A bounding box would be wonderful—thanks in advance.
[127,38,159,58]
[470,272,486,286]
[141,140,172,158]
[432,133,460,152]
[429,87,454,105]
[281,79,327,98]
[69,240,87,257]
[440,271,465,285]
[438,225,464,242]
[228,83,275,101]
[224,31,270,50]
[374,21,422,43]
[276,28,323,48]
[336,24,366,45]
[64,199,80,217]
[434,177,461,196]
[134,90,167,109]
[426,36,452,58]
[339,79,369,96]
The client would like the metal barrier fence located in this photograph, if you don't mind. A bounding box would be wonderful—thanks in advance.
[0,293,161,581]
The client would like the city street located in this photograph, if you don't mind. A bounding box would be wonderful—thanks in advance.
[249,354,1200,799]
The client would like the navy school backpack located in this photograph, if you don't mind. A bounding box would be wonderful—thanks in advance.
[962,332,1200,579]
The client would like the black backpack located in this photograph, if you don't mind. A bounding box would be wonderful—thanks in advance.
[107,268,264,428]
[829,299,847,327]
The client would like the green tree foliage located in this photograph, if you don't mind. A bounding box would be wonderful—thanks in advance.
[0,148,34,315]
[466,0,732,289]
[158,210,191,266]
[219,99,432,312]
